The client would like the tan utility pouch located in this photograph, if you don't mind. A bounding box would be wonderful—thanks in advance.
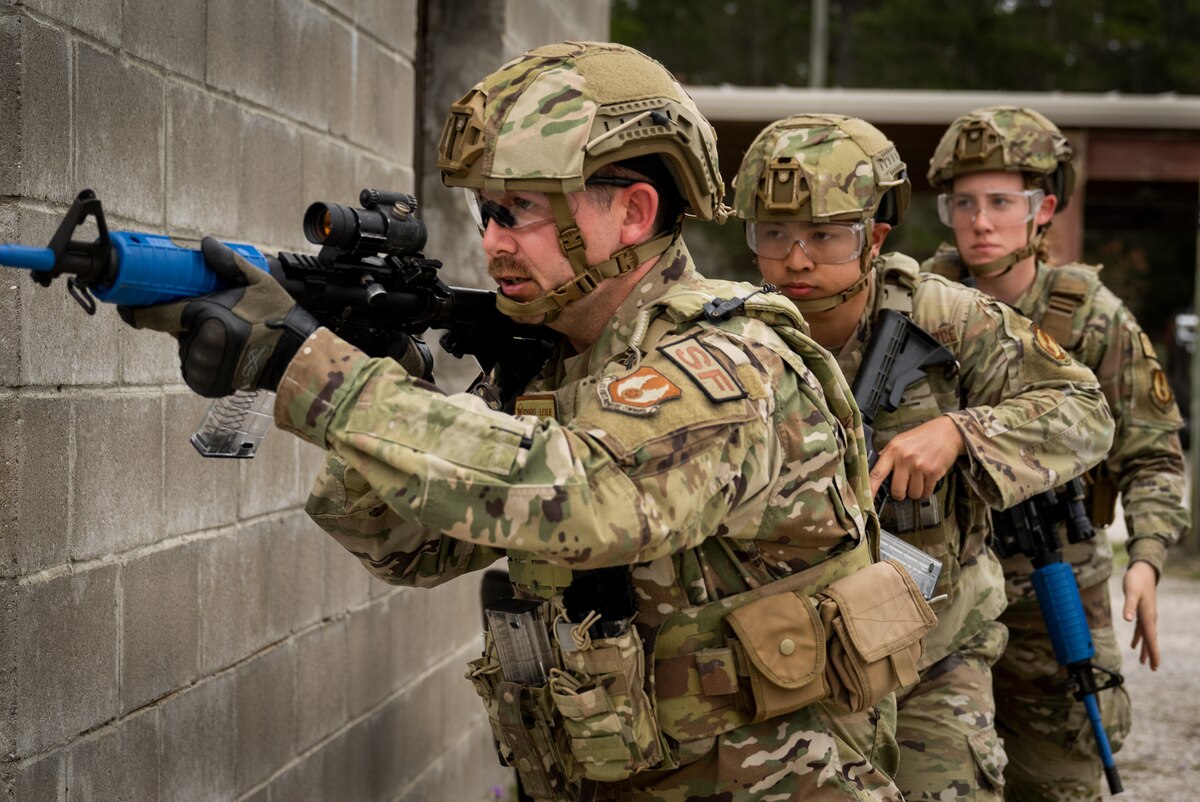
[548,617,665,782]
[818,559,936,713]
[1086,466,1118,528]
[723,591,829,722]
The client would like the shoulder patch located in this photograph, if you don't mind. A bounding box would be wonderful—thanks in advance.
[1139,331,1158,359]
[930,323,960,348]
[598,367,682,416]
[1031,324,1072,365]
[1150,367,1175,411]
[658,334,748,403]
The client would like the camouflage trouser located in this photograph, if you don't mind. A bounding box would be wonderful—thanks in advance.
[602,699,903,801]
[893,620,1009,801]
[994,581,1132,802]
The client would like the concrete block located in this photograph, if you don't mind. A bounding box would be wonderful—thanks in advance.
[265,512,326,639]
[238,422,304,518]
[165,84,242,237]
[0,16,19,197]
[163,392,242,535]
[0,203,19,386]
[199,525,270,673]
[14,18,71,203]
[322,718,376,802]
[295,619,349,751]
[328,23,355,142]
[15,565,119,755]
[76,45,164,226]
[237,111,304,249]
[398,724,509,802]
[391,576,485,684]
[68,710,160,801]
[17,0,122,48]
[72,394,164,559]
[205,0,275,108]
[159,673,237,802]
[323,533,372,616]
[358,0,418,58]
[354,154,412,201]
[11,751,66,802]
[16,205,122,387]
[275,1,332,129]
[267,751,325,802]
[234,642,296,792]
[121,543,201,712]
[119,311,184,385]
[121,0,206,80]
[300,134,358,213]
[346,598,394,717]
[0,396,71,577]
[352,42,414,160]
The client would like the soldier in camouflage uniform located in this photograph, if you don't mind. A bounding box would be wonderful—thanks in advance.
[123,43,944,801]
[924,106,1190,802]
[732,114,1116,801]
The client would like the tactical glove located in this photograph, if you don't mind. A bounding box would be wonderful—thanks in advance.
[121,237,318,397]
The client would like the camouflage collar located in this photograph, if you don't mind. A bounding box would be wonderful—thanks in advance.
[1012,260,1052,318]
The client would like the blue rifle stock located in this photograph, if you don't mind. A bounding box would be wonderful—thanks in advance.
[993,482,1124,794]
[1,188,556,455]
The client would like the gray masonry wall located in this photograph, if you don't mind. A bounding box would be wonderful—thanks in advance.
[0,1,607,800]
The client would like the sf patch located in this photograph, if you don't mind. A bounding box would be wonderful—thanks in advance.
[1031,324,1072,365]
[1150,367,1175,411]
[598,367,682,416]
[658,335,747,403]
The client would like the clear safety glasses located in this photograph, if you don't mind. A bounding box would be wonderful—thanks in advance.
[746,221,867,263]
[936,189,1045,229]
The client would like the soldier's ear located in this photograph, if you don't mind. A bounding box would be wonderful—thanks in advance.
[1035,193,1058,226]
[616,183,659,246]
[870,222,892,257]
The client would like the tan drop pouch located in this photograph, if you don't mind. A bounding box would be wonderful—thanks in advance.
[818,559,936,713]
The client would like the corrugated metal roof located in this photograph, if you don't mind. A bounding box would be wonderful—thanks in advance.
[685,86,1200,129]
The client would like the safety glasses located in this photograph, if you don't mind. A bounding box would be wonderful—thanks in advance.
[746,221,866,263]
[936,189,1045,228]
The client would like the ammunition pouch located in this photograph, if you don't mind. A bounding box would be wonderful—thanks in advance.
[654,543,935,747]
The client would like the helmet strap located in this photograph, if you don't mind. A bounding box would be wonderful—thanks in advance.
[495,190,679,322]
[963,222,1042,278]
[786,220,875,313]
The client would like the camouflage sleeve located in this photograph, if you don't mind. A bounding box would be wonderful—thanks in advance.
[1090,304,1188,576]
[273,325,854,572]
[934,291,1114,509]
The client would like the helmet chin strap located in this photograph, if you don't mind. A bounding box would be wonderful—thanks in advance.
[784,220,875,313]
[494,193,677,323]
[963,221,1043,278]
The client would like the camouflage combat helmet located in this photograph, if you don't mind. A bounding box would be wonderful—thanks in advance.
[437,41,727,321]
[927,106,1074,276]
[731,114,910,312]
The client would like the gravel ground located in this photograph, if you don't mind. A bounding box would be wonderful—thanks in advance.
[1105,555,1200,799]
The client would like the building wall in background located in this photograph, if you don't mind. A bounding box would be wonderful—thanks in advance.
[0,2,607,799]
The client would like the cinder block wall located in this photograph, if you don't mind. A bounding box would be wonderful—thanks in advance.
[0,1,607,800]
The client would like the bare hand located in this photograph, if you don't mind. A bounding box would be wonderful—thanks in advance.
[1123,561,1160,670]
[870,416,965,499]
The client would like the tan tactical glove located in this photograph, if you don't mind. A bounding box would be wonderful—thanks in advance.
[121,237,318,397]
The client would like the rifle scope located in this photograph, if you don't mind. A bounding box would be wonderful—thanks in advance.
[303,188,427,257]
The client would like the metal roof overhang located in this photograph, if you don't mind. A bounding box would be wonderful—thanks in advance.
[685,86,1200,130]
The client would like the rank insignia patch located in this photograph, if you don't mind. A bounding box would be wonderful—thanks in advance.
[1031,325,1071,365]
[1150,367,1174,411]
[658,335,747,403]
[598,367,682,416]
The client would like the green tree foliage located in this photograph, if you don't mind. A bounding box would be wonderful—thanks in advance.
[612,0,1200,93]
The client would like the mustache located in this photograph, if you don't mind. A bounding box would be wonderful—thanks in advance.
[488,254,531,279]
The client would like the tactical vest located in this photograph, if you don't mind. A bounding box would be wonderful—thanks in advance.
[864,255,974,606]
[469,281,933,794]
